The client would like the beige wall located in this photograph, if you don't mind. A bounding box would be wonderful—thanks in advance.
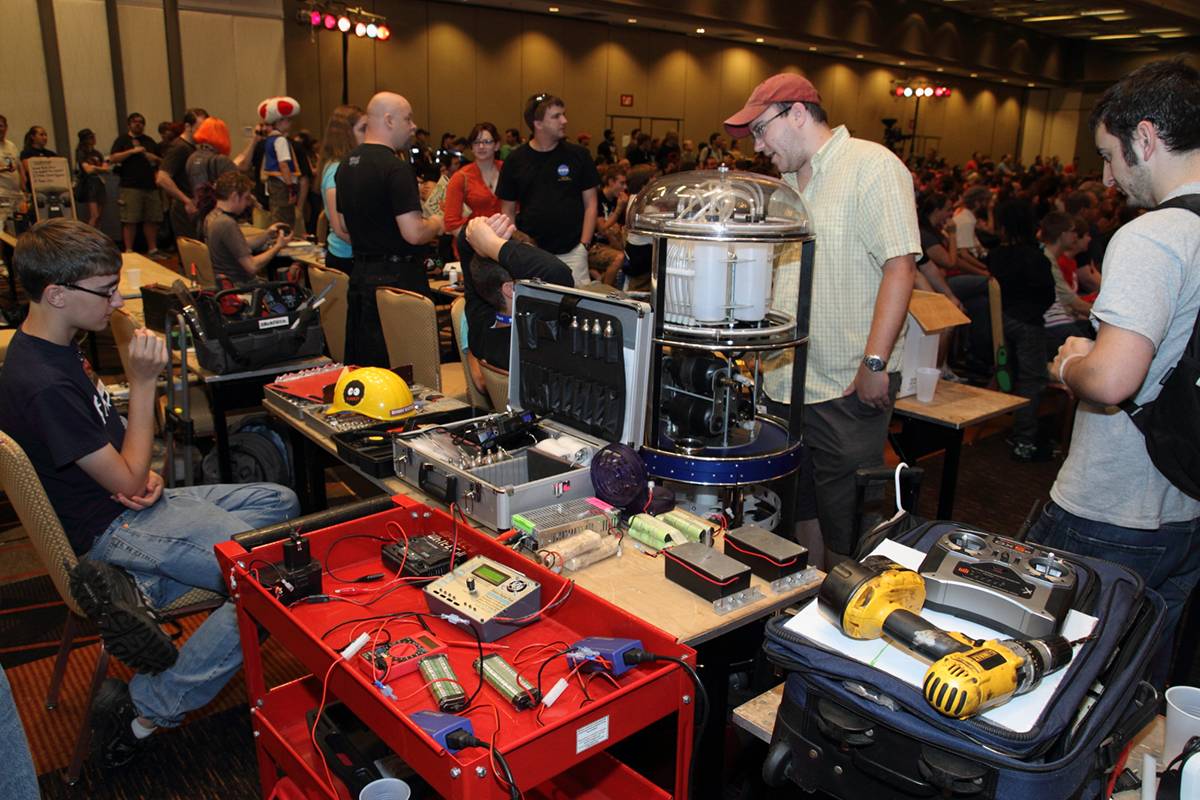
[3,0,286,165]
[284,2,1032,169]
[3,0,55,152]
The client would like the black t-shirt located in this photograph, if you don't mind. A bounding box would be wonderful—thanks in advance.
[596,140,616,163]
[336,143,424,258]
[917,227,940,267]
[496,141,600,255]
[0,329,126,554]
[987,244,1056,326]
[110,133,161,189]
[159,137,196,196]
[20,146,56,161]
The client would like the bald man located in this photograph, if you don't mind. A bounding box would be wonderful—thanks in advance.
[336,92,444,367]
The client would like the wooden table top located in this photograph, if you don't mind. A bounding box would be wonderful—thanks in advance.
[120,253,181,298]
[894,381,1027,430]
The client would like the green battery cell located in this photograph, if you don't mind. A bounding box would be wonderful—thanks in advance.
[631,514,680,543]
[418,653,466,712]
[626,525,668,551]
[659,509,715,542]
[473,653,541,710]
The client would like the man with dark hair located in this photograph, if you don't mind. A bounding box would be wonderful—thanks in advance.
[458,214,573,370]
[497,93,600,286]
[337,92,444,367]
[0,218,299,769]
[203,171,293,285]
[500,128,521,161]
[588,163,628,284]
[109,113,163,257]
[597,129,617,164]
[0,114,25,201]
[725,73,919,567]
[1029,58,1200,690]
[155,107,207,241]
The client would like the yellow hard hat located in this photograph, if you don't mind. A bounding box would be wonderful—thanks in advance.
[325,367,416,421]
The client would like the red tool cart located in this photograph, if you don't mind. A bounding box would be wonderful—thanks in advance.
[215,494,697,800]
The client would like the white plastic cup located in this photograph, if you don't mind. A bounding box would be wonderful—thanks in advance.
[1165,686,1200,765]
[915,367,940,403]
[125,267,141,291]
[448,268,461,286]
[359,778,411,800]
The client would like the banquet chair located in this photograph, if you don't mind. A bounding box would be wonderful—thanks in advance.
[377,287,467,400]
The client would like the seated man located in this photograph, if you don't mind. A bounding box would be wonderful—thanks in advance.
[0,219,299,768]
[203,171,293,286]
[458,214,573,371]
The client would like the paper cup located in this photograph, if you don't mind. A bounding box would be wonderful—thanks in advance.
[915,367,940,403]
[359,778,411,800]
[126,267,142,290]
[1165,686,1200,765]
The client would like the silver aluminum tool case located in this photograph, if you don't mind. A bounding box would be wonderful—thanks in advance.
[392,282,653,530]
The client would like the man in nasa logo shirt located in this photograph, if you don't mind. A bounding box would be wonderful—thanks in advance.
[496,93,601,286]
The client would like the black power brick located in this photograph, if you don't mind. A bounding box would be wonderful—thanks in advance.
[381,534,469,578]
[663,541,751,601]
[723,524,808,581]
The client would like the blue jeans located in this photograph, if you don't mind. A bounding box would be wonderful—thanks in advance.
[0,664,39,799]
[85,483,299,727]
[1028,500,1200,689]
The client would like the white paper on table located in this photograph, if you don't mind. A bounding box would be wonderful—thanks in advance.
[783,539,1097,732]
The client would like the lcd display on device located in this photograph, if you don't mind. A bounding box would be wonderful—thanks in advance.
[473,564,508,585]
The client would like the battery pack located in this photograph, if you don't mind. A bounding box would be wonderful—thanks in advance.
[662,541,751,601]
[722,524,808,581]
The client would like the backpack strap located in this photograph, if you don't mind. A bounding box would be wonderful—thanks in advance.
[1118,193,1200,426]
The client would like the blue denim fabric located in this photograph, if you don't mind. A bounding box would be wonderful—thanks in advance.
[0,664,39,799]
[1029,500,1200,689]
[86,483,299,726]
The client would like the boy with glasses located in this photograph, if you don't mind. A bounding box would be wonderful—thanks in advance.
[0,219,299,769]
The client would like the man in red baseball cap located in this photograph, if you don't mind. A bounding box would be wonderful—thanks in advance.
[726,73,919,568]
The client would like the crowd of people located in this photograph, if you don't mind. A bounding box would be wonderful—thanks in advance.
[0,56,1196,791]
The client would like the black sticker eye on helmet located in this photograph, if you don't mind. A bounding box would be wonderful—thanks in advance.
[344,380,365,405]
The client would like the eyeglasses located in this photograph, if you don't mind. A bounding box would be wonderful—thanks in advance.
[61,282,120,301]
[751,105,793,140]
[472,139,496,146]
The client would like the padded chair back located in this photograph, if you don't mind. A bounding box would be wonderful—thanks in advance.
[378,287,443,391]
[177,237,215,290]
[308,265,350,363]
[0,432,85,617]
[449,297,491,410]
[315,210,329,246]
[479,361,510,411]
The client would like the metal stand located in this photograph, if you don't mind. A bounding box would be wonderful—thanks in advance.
[163,312,196,486]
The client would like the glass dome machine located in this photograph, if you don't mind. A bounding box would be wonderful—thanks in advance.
[626,168,815,492]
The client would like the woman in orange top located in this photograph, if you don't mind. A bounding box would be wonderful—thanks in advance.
[443,122,503,242]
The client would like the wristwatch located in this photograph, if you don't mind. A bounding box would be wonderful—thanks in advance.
[862,354,887,373]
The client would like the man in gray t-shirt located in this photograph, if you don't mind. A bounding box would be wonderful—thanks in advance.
[1027,59,1200,690]
[202,171,291,285]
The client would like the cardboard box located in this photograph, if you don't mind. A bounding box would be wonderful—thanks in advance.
[899,290,971,398]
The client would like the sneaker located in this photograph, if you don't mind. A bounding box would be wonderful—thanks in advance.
[940,367,969,384]
[146,249,165,260]
[69,561,178,675]
[90,679,154,768]
[1012,442,1054,463]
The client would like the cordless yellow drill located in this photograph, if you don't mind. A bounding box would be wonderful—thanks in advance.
[818,555,1073,719]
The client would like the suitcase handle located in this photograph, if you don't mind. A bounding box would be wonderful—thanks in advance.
[419,464,458,505]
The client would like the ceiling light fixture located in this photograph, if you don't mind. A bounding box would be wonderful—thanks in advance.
[898,61,906,65]
[1140,27,1182,34]
[970,73,978,77]
[696,28,705,33]
[936,67,944,72]
[628,18,637,23]
[1025,15,1077,22]
[808,46,817,51]
[548,6,558,11]
[1078,8,1125,15]
[856,54,864,58]
[756,37,764,43]
[1091,33,1140,39]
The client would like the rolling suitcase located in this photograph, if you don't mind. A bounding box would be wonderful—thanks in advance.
[761,520,1163,799]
